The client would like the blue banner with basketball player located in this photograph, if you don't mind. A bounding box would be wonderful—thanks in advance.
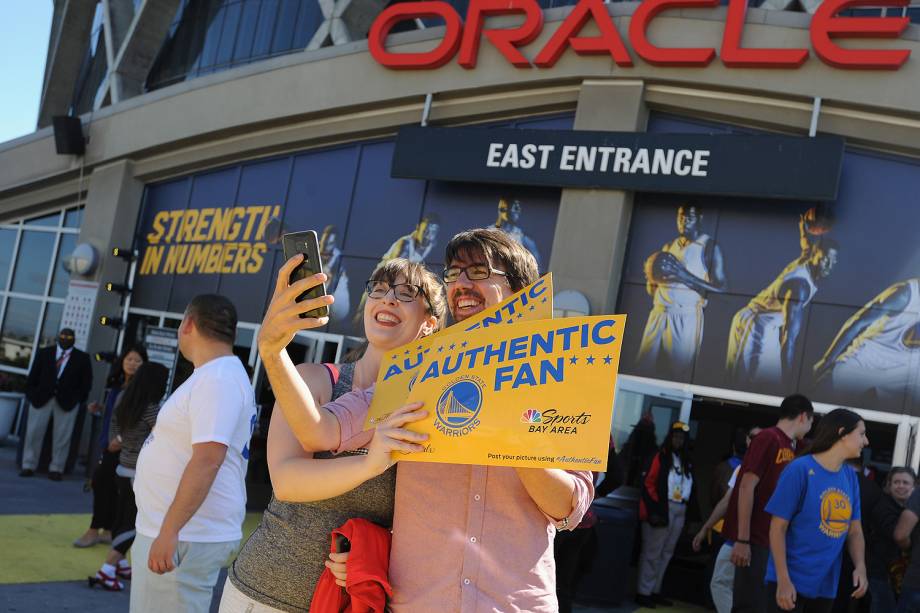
[131,115,570,331]
[617,114,920,416]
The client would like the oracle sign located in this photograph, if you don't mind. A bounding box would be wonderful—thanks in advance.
[368,0,911,70]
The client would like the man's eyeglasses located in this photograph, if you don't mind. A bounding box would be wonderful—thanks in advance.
[59,334,74,340]
[365,281,426,304]
[442,264,508,284]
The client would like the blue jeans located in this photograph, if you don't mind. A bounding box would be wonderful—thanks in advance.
[869,577,897,613]
[898,587,920,613]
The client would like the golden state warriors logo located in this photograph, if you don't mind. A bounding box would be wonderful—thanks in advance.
[434,376,484,437]
[819,488,852,538]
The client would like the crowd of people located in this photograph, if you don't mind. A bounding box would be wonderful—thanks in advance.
[637,393,920,613]
[15,224,920,613]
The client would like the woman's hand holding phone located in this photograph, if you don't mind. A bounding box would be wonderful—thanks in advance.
[257,254,335,358]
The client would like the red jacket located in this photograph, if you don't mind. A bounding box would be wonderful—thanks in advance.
[310,518,392,613]
[639,451,670,524]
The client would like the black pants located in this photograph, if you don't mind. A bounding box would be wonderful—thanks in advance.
[766,582,834,613]
[111,475,137,556]
[732,543,771,613]
[554,527,598,613]
[90,449,119,530]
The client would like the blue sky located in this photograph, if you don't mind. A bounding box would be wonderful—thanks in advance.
[0,2,53,144]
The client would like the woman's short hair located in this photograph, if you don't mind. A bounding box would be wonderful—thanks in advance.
[369,258,446,330]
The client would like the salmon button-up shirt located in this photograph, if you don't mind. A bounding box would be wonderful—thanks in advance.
[326,388,595,613]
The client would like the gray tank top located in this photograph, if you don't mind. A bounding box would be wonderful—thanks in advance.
[229,362,396,612]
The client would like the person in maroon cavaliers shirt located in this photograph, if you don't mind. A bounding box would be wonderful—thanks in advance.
[722,394,815,613]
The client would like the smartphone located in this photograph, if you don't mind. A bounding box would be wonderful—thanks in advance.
[334,533,351,554]
[281,230,329,319]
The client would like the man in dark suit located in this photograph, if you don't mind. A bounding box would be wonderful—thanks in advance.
[20,328,93,480]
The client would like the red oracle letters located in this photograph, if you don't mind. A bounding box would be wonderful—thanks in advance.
[368,1,463,69]
[367,0,911,70]
[459,0,544,67]
[629,0,720,66]
[533,0,632,68]
[811,0,910,69]
[721,0,808,67]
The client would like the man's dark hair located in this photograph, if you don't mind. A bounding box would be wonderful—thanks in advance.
[186,294,237,345]
[445,227,538,292]
[779,393,814,420]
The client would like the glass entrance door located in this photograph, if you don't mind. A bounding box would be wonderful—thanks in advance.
[612,376,693,452]
[609,376,693,499]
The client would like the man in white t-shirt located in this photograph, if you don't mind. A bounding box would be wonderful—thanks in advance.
[131,294,256,613]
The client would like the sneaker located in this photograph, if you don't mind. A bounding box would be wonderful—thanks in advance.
[635,594,657,609]
[73,531,99,548]
[48,471,63,481]
[652,594,674,606]
[18,469,34,477]
[115,564,131,580]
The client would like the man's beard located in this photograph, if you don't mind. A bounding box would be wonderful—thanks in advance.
[451,288,487,322]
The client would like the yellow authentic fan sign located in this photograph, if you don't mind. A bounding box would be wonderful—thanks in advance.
[365,273,626,471]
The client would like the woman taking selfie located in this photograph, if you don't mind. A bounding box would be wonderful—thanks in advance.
[766,408,869,613]
[220,256,445,612]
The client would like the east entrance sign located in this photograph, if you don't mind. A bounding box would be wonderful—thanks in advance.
[392,126,845,200]
[369,0,911,70]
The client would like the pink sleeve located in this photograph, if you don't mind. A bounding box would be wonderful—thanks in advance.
[548,470,595,531]
[323,387,375,453]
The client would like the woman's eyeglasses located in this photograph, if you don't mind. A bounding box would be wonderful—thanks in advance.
[442,264,507,284]
[365,280,426,303]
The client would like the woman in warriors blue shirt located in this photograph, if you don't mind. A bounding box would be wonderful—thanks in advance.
[766,408,869,613]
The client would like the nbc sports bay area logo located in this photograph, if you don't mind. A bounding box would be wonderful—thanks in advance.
[435,375,485,437]
[521,408,592,434]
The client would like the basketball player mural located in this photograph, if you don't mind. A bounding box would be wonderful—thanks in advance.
[814,278,920,405]
[491,197,541,269]
[726,210,839,386]
[381,214,440,264]
[636,204,727,379]
[351,214,442,329]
